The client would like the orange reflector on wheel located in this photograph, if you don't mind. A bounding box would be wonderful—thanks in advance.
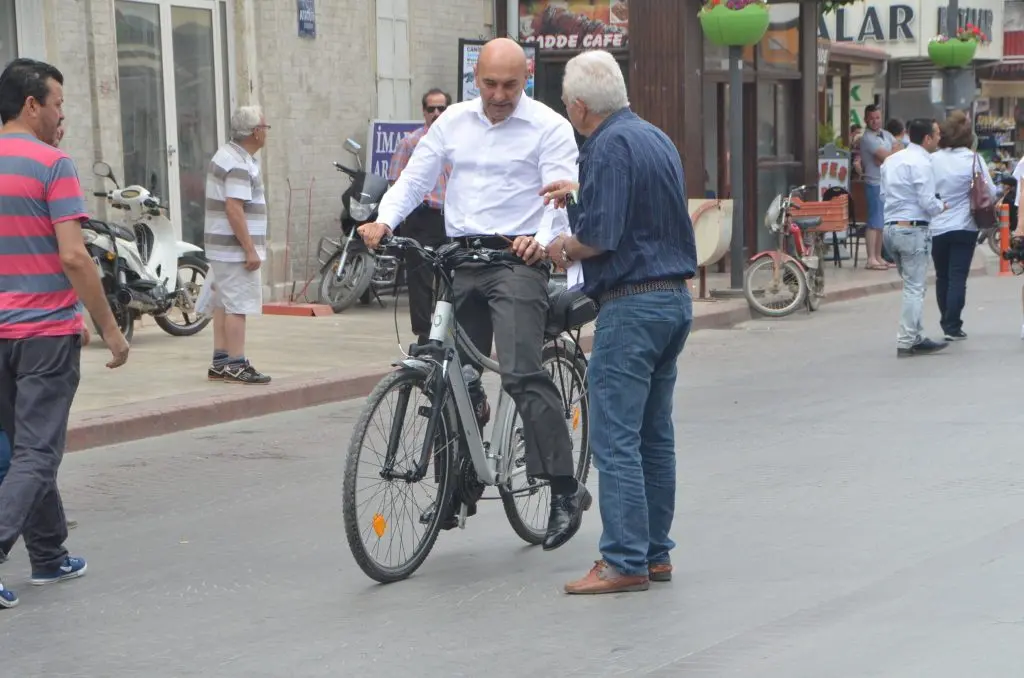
[572,407,580,431]
[372,513,387,538]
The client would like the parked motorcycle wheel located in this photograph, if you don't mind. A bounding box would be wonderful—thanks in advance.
[155,254,213,337]
[94,303,136,345]
[318,249,375,312]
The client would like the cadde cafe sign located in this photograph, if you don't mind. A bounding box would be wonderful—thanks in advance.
[818,0,1003,60]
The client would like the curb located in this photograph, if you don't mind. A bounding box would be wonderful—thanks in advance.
[66,265,981,452]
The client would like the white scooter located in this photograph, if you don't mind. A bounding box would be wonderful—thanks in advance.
[82,161,211,343]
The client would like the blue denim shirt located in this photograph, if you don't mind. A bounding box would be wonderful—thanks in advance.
[567,108,697,299]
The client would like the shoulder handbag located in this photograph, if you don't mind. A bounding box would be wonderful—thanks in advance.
[970,152,998,230]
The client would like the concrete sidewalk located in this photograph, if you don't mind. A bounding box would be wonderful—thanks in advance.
[67,256,989,451]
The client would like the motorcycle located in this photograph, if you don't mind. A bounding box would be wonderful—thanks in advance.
[82,160,211,344]
[316,138,402,312]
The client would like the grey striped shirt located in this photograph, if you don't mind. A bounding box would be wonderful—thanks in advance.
[204,141,267,262]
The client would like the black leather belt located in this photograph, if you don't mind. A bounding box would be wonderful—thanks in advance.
[884,220,929,227]
[452,234,532,250]
[599,279,686,306]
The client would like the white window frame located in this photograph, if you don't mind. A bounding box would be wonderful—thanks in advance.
[375,0,413,120]
[13,0,46,60]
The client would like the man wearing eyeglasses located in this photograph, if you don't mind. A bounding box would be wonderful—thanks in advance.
[388,88,452,345]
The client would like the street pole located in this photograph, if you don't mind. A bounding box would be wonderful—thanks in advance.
[729,45,745,290]
[943,0,960,116]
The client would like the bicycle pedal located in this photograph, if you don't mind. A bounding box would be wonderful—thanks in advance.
[418,405,432,418]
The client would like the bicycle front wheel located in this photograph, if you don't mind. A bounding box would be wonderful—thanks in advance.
[744,258,808,318]
[342,367,456,583]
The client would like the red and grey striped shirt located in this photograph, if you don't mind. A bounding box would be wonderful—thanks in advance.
[0,133,89,339]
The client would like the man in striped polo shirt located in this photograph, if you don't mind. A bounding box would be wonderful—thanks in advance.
[0,58,130,609]
[204,105,271,385]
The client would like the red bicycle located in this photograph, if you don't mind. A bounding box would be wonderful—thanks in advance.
[743,185,846,318]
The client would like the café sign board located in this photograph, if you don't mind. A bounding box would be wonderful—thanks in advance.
[818,0,1002,60]
[519,0,629,50]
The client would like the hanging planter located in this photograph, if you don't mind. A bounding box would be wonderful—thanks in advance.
[927,24,987,69]
[699,0,770,48]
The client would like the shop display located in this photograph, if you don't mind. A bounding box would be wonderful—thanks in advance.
[698,0,770,48]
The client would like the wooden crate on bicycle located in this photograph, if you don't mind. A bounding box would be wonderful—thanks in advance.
[789,194,848,233]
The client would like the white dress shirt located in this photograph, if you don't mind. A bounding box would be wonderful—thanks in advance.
[375,95,578,246]
[929,147,996,236]
[880,143,945,223]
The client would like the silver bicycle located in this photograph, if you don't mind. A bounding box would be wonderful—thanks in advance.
[342,236,595,583]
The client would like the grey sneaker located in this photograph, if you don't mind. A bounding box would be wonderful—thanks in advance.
[222,363,271,385]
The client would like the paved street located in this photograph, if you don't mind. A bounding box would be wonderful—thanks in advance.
[4,274,1024,677]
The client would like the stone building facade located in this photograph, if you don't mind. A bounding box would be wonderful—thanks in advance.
[2,0,494,297]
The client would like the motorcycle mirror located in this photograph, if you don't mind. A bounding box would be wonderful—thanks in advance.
[344,138,362,155]
[92,161,119,187]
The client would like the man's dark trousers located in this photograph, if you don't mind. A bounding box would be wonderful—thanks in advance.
[0,335,80,569]
[402,205,447,342]
[453,262,574,479]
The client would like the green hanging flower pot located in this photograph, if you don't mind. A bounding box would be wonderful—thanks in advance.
[928,37,978,68]
[699,0,770,47]
[927,24,987,68]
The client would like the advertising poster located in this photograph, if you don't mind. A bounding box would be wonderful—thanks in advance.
[367,120,423,178]
[519,0,629,50]
[458,39,536,102]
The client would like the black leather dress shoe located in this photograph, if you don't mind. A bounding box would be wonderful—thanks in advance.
[897,338,949,358]
[543,483,592,551]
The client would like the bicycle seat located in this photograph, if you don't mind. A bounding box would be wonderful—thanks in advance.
[793,216,823,229]
[545,281,597,339]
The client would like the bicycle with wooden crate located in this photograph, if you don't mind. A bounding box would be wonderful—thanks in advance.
[743,185,849,318]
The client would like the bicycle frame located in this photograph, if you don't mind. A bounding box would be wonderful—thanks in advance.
[382,248,524,489]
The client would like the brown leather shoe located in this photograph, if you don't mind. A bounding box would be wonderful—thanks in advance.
[564,560,650,595]
[648,562,672,582]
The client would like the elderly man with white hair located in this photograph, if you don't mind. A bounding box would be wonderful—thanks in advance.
[541,49,698,595]
[203,104,272,384]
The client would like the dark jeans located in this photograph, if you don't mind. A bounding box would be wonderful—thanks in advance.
[453,261,573,480]
[588,287,693,576]
[0,335,81,569]
[931,229,976,334]
[0,429,9,485]
[401,206,447,340]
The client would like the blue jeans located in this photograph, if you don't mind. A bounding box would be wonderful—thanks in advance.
[883,224,931,348]
[0,430,8,485]
[865,184,884,229]
[588,287,693,576]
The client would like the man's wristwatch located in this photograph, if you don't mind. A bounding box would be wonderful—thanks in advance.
[560,244,573,265]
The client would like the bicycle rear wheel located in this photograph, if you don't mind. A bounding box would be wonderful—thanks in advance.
[500,340,591,545]
[343,367,456,583]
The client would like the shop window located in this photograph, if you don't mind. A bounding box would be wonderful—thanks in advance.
[758,3,800,73]
[0,0,17,68]
[756,82,796,160]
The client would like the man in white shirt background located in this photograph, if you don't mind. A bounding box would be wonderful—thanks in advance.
[880,118,948,357]
[358,38,590,551]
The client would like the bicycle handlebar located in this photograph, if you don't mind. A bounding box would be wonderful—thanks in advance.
[380,235,525,269]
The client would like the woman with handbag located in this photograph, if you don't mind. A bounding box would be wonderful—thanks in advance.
[929,110,997,341]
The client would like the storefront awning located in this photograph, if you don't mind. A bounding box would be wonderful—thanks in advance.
[980,79,1024,98]
[827,42,889,65]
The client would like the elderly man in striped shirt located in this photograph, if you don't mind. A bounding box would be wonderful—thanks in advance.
[388,88,452,345]
[204,105,271,385]
[0,58,130,609]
